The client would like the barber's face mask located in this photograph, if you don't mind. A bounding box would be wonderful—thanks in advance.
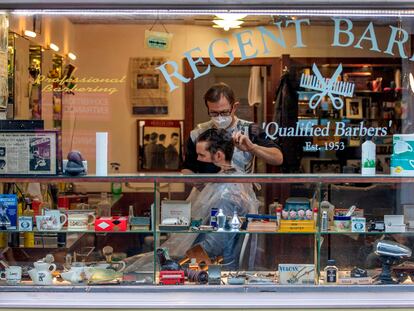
[211,116,232,129]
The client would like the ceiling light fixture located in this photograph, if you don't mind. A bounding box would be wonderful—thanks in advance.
[49,43,59,52]
[68,52,77,60]
[213,14,246,31]
[23,30,36,38]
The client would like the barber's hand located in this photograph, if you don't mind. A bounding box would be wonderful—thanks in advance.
[232,131,256,152]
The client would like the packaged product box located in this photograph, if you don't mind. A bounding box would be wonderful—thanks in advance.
[283,197,312,220]
[384,215,406,232]
[95,216,128,232]
[393,134,414,158]
[0,194,18,229]
[351,217,366,232]
[392,134,414,176]
[279,220,315,232]
[278,264,315,285]
[161,200,191,224]
[391,155,414,176]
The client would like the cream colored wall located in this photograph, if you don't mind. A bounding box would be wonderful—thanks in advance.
[72,22,395,174]
[8,15,399,174]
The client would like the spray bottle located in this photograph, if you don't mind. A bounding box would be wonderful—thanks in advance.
[361,139,376,175]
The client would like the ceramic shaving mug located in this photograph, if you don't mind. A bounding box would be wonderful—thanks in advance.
[67,211,96,231]
[36,210,67,231]
[333,216,351,232]
[0,266,22,285]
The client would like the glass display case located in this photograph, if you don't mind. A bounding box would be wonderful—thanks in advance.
[1,174,413,289]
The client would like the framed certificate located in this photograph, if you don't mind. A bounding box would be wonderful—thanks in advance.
[0,131,58,175]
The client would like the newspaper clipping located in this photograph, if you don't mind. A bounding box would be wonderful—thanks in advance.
[0,132,56,175]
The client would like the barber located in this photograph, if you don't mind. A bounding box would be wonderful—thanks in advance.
[182,82,283,174]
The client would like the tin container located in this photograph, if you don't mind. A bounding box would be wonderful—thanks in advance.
[333,216,351,232]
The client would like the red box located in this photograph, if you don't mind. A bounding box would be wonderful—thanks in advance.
[57,195,88,210]
[95,216,128,232]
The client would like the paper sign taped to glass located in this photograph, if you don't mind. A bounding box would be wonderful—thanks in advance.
[129,57,168,115]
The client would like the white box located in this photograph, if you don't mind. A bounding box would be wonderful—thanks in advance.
[278,264,315,285]
[384,215,406,232]
[18,216,33,231]
[161,200,191,225]
[386,225,406,232]
[351,217,366,232]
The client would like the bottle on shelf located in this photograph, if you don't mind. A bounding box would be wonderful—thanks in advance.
[320,192,334,225]
[23,198,35,248]
[361,139,376,176]
[110,162,122,196]
[321,211,328,232]
[216,209,226,232]
[230,210,241,232]
[324,259,339,284]
[96,192,111,217]
[276,206,282,226]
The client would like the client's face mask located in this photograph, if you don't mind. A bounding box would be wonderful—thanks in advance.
[211,116,232,129]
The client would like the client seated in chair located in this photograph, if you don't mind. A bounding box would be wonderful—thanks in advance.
[191,128,259,270]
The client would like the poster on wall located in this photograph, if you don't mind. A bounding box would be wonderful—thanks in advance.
[0,131,57,175]
[129,57,168,115]
[137,120,183,171]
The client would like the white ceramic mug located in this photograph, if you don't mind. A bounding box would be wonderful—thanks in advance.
[36,214,67,231]
[68,212,96,231]
[1,266,22,285]
[44,210,68,226]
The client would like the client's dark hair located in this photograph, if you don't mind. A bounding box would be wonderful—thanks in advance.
[196,128,234,161]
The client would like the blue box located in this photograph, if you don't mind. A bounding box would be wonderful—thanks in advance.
[210,207,218,228]
[0,194,18,229]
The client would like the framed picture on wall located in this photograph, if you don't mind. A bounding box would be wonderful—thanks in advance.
[129,57,168,115]
[137,120,183,171]
[345,98,363,119]
[0,131,57,175]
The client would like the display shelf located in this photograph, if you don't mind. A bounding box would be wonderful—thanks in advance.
[2,173,414,184]
[156,229,315,235]
[320,231,414,235]
[0,229,152,234]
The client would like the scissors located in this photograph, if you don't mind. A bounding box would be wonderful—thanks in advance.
[309,63,344,110]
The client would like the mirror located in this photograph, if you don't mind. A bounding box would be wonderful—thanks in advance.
[28,44,42,120]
